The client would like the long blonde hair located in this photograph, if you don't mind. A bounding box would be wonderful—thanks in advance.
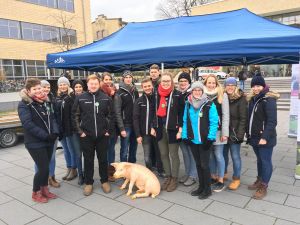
[203,74,223,103]
[57,86,73,96]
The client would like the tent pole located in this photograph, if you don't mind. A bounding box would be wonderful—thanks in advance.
[161,63,164,73]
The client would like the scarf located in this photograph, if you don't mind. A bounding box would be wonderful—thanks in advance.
[204,87,218,101]
[157,84,173,117]
[178,84,190,93]
[31,92,48,103]
[101,83,116,97]
[188,93,208,110]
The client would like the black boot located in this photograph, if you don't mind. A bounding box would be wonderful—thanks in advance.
[198,188,212,200]
[78,174,84,185]
[191,186,203,196]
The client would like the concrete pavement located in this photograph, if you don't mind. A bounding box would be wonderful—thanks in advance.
[0,111,299,225]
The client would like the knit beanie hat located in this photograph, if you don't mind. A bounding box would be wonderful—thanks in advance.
[72,79,84,89]
[178,72,191,84]
[40,80,50,87]
[188,81,204,92]
[251,75,266,88]
[224,77,237,86]
[122,70,133,78]
[57,76,70,86]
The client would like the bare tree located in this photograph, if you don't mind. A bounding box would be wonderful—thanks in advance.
[156,0,209,18]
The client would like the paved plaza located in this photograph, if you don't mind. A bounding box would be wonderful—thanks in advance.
[0,111,299,225]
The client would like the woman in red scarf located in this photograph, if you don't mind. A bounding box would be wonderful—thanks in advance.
[151,72,184,192]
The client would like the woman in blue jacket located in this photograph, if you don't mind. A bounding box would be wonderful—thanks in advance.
[182,81,218,199]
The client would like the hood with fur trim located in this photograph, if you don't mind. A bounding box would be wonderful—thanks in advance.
[19,89,49,104]
[228,89,244,101]
[247,86,280,102]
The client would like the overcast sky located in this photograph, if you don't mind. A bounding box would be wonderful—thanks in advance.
[90,0,162,22]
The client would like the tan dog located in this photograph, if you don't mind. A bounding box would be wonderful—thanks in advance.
[111,162,160,199]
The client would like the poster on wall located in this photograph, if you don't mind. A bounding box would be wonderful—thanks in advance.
[289,64,300,137]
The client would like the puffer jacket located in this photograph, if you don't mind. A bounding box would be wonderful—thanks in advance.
[18,89,59,149]
[247,87,280,147]
[227,89,248,144]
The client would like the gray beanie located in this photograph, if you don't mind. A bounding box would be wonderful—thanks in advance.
[122,70,133,78]
[224,77,237,86]
[41,80,50,87]
[188,81,204,92]
[57,77,70,86]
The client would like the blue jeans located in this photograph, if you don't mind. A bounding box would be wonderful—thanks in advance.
[239,80,245,90]
[61,136,77,169]
[223,143,242,178]
[252,145,273,184]
[34,140,57,176]
[209,144,225,178]
[71,134,83,175]
[107,135,118,164]
[180,142,197,178]
[120,127,137,163]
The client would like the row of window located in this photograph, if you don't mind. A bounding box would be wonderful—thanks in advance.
[267,11,300,27]
[23,0,74,12]
[0,18,77,44]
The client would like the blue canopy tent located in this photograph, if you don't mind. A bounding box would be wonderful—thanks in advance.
[47,8,300,72]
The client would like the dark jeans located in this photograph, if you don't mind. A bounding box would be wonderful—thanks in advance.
[71,134,83,175]
[151,136,164,173]
[190,144,211,191]
[107,135,118,165]
[120,127,137,163]
[142,135,152,169]
[27,145,53,192]
[252,145,274,184]
[80,135,109,184]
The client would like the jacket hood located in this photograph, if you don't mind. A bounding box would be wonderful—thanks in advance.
[228,89,244,101]
[119,81,136,93]
[247,86,280,101]
[20,89,33,103]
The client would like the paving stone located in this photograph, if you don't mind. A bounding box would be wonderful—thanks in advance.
[11,158,34,169]
[268,181,300,197]
[116,208,178,225]
[246,199,300,224]
[294,180,300,187]
[0,175,26,192]
[76,193,131,220]
[0,220,6,225]
[50,182,85,203]
[68,212,119,225]
[177,183,198,193]
[27,216,61,225]
[273,167,294,176]
[274,161,296,170]
[33,198,87,224]
[6,184,37,206]
[274,219,299,225]
[161,204,230,225]
[19,175,34,185]
[0,191,13,205]
[1,165,33,179]
[0,200,42,225]
[0,153,25,162]
[210,189,251,208]
[91,182,124,199]
[0,159,15,170]
[204,201,275,225]
[281,156,296,164]
[284,195,300,209]
[116,194,172,215]
[158,190,212,211]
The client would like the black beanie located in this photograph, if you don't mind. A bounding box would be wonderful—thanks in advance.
[178,72,191,84]
[72,79,84,89]
[251,75,266,88]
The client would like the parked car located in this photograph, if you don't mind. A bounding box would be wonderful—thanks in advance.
[198,69,228,80]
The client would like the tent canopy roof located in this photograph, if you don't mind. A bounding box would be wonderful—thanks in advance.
[47,8,300,72]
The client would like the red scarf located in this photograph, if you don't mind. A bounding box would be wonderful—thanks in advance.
[31,92,48,103]
[157,84,173,117]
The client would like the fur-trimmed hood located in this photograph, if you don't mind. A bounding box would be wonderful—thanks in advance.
[246,86,280,102]
[228,89,245,101]
[19,89,49,104]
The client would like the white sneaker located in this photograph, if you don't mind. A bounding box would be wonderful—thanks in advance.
[179,175,189,183]
[183,177,196,186]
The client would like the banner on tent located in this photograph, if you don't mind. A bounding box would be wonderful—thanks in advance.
[289,64,300,137]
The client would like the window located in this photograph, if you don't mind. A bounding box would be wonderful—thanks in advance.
[58,0,74,12]
[1,59,25,79]
[25,60,47,78]
[0,19,21,39]
[60,28,77,45]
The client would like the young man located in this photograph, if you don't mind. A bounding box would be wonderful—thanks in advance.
[133,78,155,169]
[72,75,113,196]
[114,70,139,163]
[149,64,161,91]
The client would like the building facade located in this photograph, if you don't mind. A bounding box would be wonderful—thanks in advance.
[192,0,300,77]
[92,14,126,41]
[0,0,93,80]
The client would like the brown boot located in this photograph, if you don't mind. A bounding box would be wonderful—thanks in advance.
[248,176,262,190]
[66,169,78,181]
[101,182,111,194]
[161,176,172,191]
[62,168,71,180]
[228,176,240,190]
[49,176,60,188]
[83,185,93,196]
[167,177,178,192]
[253,183,267,200]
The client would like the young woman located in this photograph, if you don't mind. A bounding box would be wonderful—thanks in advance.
[177,72,197,186]
[223,77,248,190]
[151,72,183,192]
[18,79,59,203]
[55,77,77,181]
[247,75,279,199]
[182,81,218,199]
[204,75,229,192]
[71,79,85,185]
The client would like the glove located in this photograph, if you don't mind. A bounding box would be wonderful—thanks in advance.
[47,134,58,142]
[183,139,193,145]
[203,140,214,150]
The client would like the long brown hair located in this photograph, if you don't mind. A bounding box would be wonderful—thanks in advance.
[203,74,223,103]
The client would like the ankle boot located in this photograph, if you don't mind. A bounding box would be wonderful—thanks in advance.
[167,177,178,192]
[248,176,262,190]
[66,168,78,181]
[253,183,268,200]
[49,176,60,188]
[191,187,204,196]
[62,168,71,180]
[32,191,48,203]
[228,176,240,190]
[198,188,212,200]
[40,186,57,199]
[78,174,84,185]
[161,176,171,190]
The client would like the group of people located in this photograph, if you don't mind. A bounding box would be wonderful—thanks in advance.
[18,64,279,203]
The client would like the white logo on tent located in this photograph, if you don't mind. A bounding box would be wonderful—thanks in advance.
[54,57,65,64]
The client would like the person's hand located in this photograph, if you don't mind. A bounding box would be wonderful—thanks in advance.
[104,132,109,136]
[203,140,214,150]
[150,128,156,137]
[121,131,127,138]
[47,134,58,142]
[259,138,267,145]
[221,136,228,142]
[80,132,86,138]
[137,137,142,144]
[176,132,181,140]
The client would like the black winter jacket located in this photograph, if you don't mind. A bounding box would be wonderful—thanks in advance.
[18,89,59,149]
[247,88,279,147]
[114,83,139,132]
[228,90,248,144]
[133,93,155,138]
[72,90,114,137]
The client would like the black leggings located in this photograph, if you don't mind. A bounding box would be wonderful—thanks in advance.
[27,146,53,192]
[190,144,211,191]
